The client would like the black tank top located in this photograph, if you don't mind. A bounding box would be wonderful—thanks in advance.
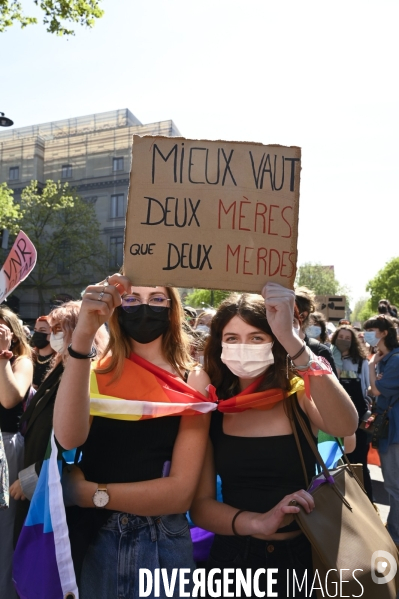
[210,396,317,531]
[80,415,181,483]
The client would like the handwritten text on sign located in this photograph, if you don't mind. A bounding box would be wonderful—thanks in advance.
[0,231,37,303]
[124,136,301,292]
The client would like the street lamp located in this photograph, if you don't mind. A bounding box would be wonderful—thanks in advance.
[0,112,13,127]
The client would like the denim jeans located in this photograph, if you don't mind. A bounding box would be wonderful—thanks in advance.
[80,512,195,599]
[207,533,314,598]
[380,443,399,544]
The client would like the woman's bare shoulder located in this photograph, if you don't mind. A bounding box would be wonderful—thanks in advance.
[187,367,211,394]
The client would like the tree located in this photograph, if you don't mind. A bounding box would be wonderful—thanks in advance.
[18,180,108,313]
[296,262,349,296]
[0,183,21,235]
[366,257,399,311]
[0,0,104,35]
[351,297,374,324]
[184,288,231,309]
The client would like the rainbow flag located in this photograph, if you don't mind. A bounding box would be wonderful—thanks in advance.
[211,376,305,412]
[13,432,78,599]
[90,352,216,419]
[14,354,216,598]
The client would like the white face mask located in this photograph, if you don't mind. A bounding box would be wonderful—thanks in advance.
[50,331,64,354]
[196,324,210,334]
[306,325,321,339]
[221,342,274,378]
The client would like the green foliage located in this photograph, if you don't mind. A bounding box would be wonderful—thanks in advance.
[296,262,349,296]
[357,299,375,324]
[366,257,399,311]
[18,180,108,312]
[0,0,104,35]
[351,297,374,324]
[0,183,21,235]
[185,288,231,309]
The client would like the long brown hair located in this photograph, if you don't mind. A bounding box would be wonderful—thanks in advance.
[204,293,294,399]
[96,286,194,381]
[0,305,31,361]
[331,325,368,362]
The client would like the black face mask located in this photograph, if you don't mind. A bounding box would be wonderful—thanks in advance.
[118,304,170,344]
[30,331,50,349]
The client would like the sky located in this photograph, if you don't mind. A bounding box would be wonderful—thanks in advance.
[2,0,398,308]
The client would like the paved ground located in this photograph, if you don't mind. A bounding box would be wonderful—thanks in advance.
[370,463,390,523]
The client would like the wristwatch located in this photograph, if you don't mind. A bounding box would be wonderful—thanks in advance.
[92,484,110,508]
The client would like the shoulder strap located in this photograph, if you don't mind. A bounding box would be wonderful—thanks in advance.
[288,396,367,503]
[357,359,363,375]
[286,396,309,488]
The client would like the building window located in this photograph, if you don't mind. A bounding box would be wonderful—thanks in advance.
[109,236,123,269]
[9,166,19,180]
[57,240,71,275]
[113,157,124,172]
[110,194,125,219]
[62,164,72,178]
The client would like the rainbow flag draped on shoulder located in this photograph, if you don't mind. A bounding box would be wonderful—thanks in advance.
[210,375,305,412]
[13,354,216,599]
[90,352,217,419]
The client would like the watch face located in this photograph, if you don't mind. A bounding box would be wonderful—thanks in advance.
[93,489,109,508]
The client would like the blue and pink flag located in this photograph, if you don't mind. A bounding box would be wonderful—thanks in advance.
[13,432,78,599]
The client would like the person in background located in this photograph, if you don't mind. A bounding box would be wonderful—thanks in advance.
[183,306,197,329]
[294,287,338,376]
[190,329,209,366]
[330,325,372,500]
[30,316,56,390]
[378,299,397,318]
[195,308,216,333]
[0,306,33,599]
[364,314,399,548]
[306,311,328,344]
[11,301,109,543]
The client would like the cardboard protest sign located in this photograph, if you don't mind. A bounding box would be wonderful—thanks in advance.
[0,231,37,303]
[315,295,347,322]
[124,136,301,292]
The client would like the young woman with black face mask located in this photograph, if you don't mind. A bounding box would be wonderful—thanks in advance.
[30,316,55,389]
[190,284,358,598]
[53,274,213,598]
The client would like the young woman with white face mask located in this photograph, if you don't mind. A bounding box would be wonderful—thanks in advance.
[364,314,399,549]
[190,283,358,598]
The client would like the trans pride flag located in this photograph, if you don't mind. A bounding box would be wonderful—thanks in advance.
[13,432,78,599]
[14,353,216,599]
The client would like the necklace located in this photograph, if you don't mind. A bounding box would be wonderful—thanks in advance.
[36,354,53,365]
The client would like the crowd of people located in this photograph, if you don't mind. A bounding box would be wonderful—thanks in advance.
[0,281,398,598]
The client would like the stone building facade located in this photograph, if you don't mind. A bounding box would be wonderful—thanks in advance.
[0,109,180,319]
